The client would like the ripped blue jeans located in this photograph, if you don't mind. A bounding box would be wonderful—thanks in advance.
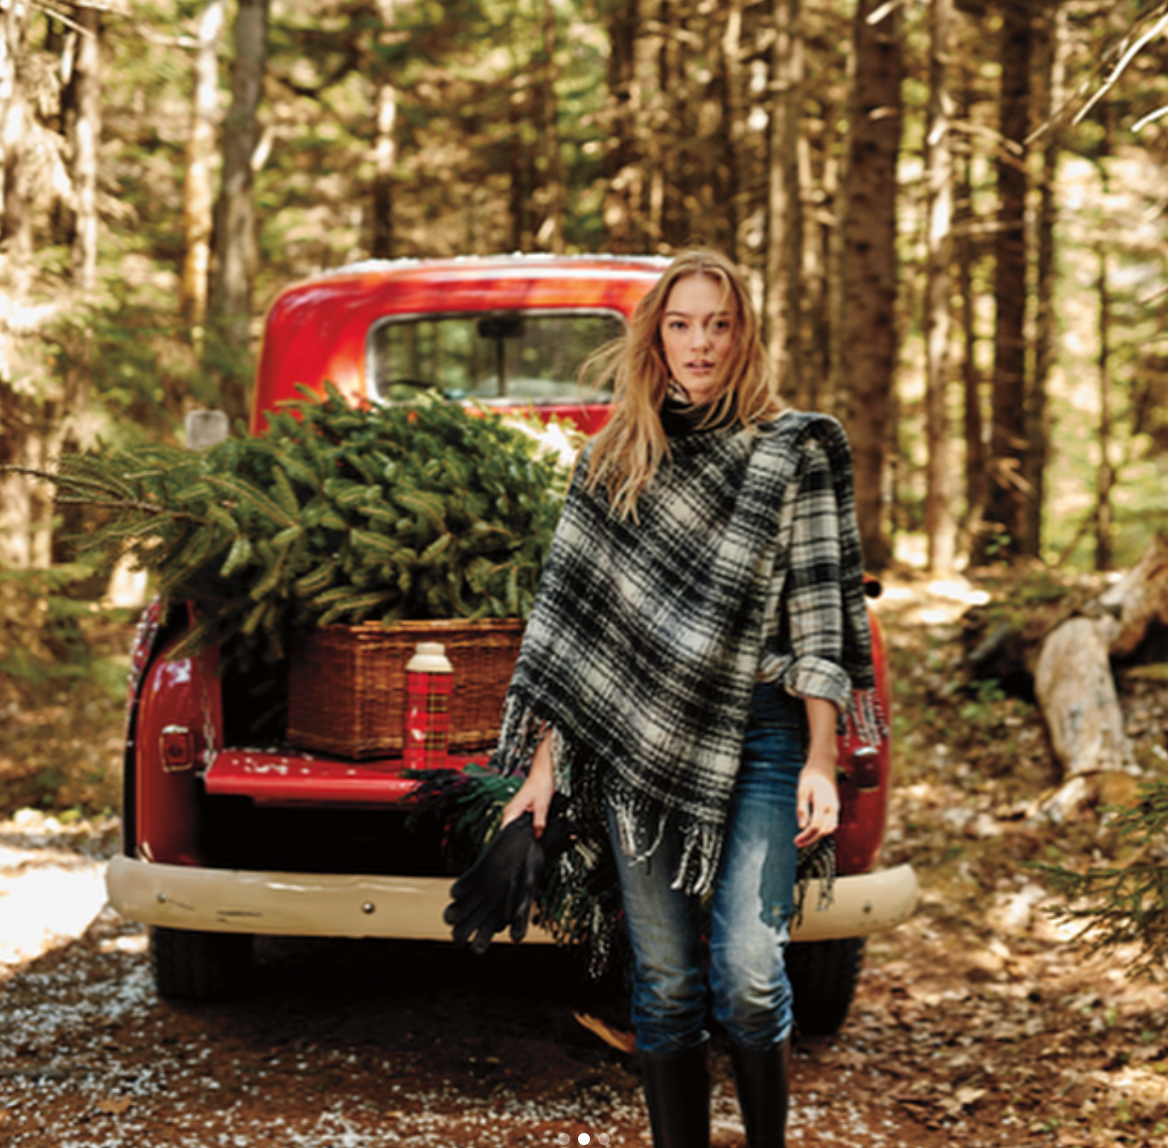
[606,682,805,1056]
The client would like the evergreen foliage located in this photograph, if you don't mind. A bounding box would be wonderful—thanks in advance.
[16,387,572,666]
[1040,779,1168,980]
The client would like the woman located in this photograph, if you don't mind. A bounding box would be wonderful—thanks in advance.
[494,249,879,1148]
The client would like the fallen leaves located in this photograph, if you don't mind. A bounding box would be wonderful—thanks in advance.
[95,1097,132,1116]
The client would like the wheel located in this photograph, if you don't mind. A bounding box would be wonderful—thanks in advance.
[150,926,254,1002]
[785,936,866,1038]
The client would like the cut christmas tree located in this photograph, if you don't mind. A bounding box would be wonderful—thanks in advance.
[19,385,574,670]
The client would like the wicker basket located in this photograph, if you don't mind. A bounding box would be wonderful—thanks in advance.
[285,618,524,760]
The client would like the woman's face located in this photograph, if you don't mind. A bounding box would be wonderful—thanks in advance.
[659,273,736,405]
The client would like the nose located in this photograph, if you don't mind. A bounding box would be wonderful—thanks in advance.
[690,324,710,351]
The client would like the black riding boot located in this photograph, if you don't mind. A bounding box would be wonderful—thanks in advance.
[640,1043,710,1148]
[728,1038,791,1148]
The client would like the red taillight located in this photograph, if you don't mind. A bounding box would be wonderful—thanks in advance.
[160,725,195,772]
[849,745,881,791]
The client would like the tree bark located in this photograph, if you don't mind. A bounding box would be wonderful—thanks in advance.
[1094,105,1114,572]
[765,0,805,404]
[1026,0,1064,560]
[1034,535,1168,817]
[0,0,32,259]
[64,4,101,290]
[533,0,563,252]
[983,0,1032,561]
[209,0,270,423]
[370,0,398,259]
[840,0,903,570]
[924,0,956,573]
[182,0,225,332]
[954,56,985,555]
[602,0,640,252]
[508,73,532,252]
[1035,617,1134,780]
[715,0,744,261]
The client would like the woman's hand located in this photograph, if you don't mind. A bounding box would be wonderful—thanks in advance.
[795,696,840,848]
[501,732,556,837]
[795,761,839,848]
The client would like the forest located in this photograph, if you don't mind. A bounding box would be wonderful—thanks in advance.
[0,0,1166,582]
[3,6,1168,1144]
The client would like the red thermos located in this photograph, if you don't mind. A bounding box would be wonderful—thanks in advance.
[403,642,453,770]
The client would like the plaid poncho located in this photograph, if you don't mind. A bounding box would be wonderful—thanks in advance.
[492,410,878,897]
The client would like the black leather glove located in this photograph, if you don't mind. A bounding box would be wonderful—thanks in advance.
[444,795,573,954]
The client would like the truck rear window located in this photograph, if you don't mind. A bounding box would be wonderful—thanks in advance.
[369,310,625,405]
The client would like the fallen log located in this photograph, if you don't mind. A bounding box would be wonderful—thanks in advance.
[1035,534,1168,819]
[1034,616,1134,776]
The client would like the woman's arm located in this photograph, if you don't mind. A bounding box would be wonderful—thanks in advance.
[795,695,839,848]
[500,731,557,837]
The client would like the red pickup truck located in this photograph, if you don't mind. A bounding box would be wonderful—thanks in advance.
[106,254,916,1035]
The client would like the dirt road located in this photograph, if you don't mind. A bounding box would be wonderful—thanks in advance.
[0,807,1164,1148]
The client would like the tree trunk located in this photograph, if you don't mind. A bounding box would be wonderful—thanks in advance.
[602,0,640,252]
[1095,239,1113,572]
[182,0,224,332]
[983,0,1032,561]
[765,0,805,405]
[924,0,956,573]
[715,0,743,261]
[508,73,531,252]
[0,0,32,259]
[839,0,903,571]
[653,0,685,248]
[370,0,398,259]
[209,0,269,424]
[1026,0,1063,561]
[1034,536,1168,818]
[63,4,101,290]
[954,56,985,556]
[1035,617,1134,781]
[533,0,563,252]
[1094,104,1114,572]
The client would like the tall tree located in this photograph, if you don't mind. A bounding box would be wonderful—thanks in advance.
[982,0,1033,561]
[954,64,986,557]
[601,0,642,252]
[1026,0,1065,559]
[64,3,100,289]
[839,0,904,570]
[208,0,269,423]
[532,0,564,252]
[0,0,33,259]
[715,0,744,261]
[765,0,805,404]
[1094,102,1114,571]
[370,0,398,259]
[181,0,225,334]
[923,0,956,573]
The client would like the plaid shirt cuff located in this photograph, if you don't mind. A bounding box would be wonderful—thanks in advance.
[780,654,852,717]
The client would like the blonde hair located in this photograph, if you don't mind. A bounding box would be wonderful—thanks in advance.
[582,249,782,518]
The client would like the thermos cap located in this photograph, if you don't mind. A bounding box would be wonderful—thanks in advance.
[406,641,453,674]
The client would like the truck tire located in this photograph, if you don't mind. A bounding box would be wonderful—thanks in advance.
[150,926,254,1002]
[785,936,865,1038]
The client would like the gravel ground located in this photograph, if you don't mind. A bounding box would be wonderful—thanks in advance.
[0,811,945,1148]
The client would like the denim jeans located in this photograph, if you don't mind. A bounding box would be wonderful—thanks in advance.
[606,681,806,1056]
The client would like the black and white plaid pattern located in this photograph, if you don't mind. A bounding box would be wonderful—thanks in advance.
[492,411,877,896]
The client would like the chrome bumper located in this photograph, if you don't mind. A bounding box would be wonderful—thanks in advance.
[106,854,917,943]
